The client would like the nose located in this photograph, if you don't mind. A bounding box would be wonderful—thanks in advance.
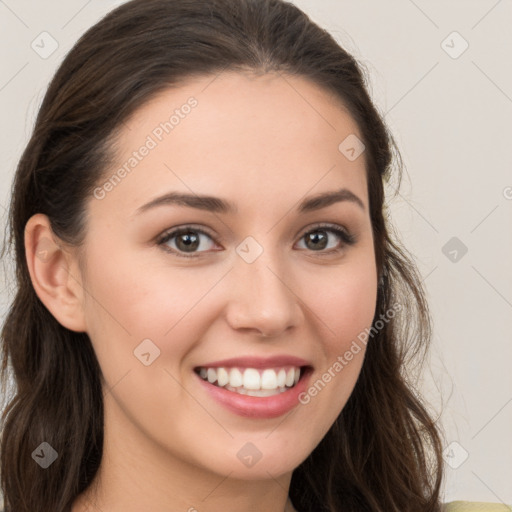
[224,248,303,338]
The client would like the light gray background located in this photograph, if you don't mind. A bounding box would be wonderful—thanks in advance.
[0,0,511,506]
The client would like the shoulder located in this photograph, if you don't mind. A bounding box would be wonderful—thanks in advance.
[443,502,512,511]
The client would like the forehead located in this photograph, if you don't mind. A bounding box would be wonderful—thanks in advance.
[92,71,368,219]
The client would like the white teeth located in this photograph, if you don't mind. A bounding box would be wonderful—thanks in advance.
[217,367,229,387]
[285,368,295,387]
[277,368,286,387]
[196,365,303,393]
[207,368,216,384]
[261,369,277,389]
[243,368,261,390]
[229,368,243,387]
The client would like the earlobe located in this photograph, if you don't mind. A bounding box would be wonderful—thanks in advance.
[24,213,87,332]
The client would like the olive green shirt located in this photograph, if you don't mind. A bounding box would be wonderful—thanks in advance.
[443,503,512,511]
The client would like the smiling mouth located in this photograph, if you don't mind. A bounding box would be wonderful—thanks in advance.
[193,365,311,397]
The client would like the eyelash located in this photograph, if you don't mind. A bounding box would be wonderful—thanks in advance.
[156,223,357,259]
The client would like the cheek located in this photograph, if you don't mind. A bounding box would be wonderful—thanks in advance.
[308,256,378,350]
[291,260,377,451]
[83,244,209,336]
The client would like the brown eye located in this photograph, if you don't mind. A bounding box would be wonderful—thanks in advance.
[158,227,218,258]
[296,225,356,253]
[304,230,329,250]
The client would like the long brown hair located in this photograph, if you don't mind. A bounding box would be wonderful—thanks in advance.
[0,0,445,510]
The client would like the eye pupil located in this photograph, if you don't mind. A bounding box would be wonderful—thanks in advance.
[176,231,200,252]
[306,231,327,250]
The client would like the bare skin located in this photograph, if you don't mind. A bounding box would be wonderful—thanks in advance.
[25,71,377,512]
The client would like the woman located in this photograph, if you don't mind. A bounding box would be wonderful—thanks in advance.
[0,0,508,511]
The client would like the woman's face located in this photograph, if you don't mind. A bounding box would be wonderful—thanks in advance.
[78,71,377,481]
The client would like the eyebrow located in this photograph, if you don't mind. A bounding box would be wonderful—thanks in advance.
[135,187,365,216]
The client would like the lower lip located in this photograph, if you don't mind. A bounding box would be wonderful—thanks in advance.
[195,368,312,419]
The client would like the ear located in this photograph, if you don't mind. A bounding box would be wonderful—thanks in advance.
[24,213,87,332]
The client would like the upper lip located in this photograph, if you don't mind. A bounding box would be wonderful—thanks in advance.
[195,355,313,369]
